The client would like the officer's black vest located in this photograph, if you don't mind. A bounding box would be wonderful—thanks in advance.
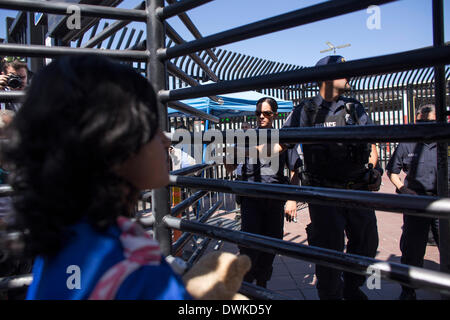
[301,99,371,182]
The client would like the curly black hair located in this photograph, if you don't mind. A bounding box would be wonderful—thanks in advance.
[3,55,159,257]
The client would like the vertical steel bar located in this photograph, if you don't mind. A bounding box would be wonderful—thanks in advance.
[147,0,172,256]
[433,0,450,285]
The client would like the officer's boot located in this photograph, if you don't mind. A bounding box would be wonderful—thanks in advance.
[243,273,255,284]
[343,284,368,300]
[399,287,416,300]
[256,279,267,288]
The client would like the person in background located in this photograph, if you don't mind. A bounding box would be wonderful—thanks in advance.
[0,57,29,113]
[225,97,301,288]
[282,55,382,300]
[386,104,438,301]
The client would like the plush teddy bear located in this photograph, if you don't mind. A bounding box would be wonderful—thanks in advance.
[182,251,251,300]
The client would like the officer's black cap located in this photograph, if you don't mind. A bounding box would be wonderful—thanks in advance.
[315,55,346,67]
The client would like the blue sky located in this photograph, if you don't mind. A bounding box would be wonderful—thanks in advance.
[0,0,449,67]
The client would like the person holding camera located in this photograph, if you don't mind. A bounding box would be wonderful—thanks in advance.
[0,57,28,113]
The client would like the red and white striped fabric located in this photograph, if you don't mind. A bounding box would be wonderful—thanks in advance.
[89,216,161,300]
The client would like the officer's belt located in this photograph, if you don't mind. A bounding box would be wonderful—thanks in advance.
[303,173,368,190]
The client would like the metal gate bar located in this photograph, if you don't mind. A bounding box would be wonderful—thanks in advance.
[169,124,450,144]
[171,190,209,218]
[82,2,145,49]
[157,0,213,20]
[169,175,450,218]
[159,0,397,60]
[170,162,218,177]
[0,43,148,61]
[165,0,217,62]
[0,0,147,21]
[0,0,448,299]
[163,215,450,295]
[432,0,450,277]
[160,46,450,101]
[146,0,172,256]
[172,200,223,255]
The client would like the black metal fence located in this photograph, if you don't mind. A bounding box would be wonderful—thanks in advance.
[0,0,450,299]
[4,2,449,170]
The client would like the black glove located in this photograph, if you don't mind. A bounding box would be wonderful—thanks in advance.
[398,186,417,195]
[367,168,382,191]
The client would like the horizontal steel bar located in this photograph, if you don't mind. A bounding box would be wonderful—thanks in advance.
[166,61,201,86]
[157,0,214,20]
[171,190,209,217]
[0,43,149,62]
[169,176,450,219]
[172,200,223,254]
[169,123,450,144]
[82,2,145,48]
[165,23,219,81]
[185,234,213,268]
[168,100,220,123]
[163,216,450,295]
[170,162,217,176]
[158,0,397,60]
[159,46,450,101]
[83,20,131,49]
[275,124,450,143]
[0,274,32,291]
[166,62,222,103]
[0,0,148,21]
[165,0,218,62]
[0,91,24,103]
[0,184,13,197]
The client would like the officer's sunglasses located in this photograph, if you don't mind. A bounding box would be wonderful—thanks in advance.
[255,110,274,117]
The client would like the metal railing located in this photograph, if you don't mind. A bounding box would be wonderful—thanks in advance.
[0,0,449,299]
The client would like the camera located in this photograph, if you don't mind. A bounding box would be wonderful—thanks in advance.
[6,74,22,89]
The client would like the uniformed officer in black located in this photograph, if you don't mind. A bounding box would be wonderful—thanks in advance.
[283,55,382,300]
[386,104,438,300]
[225,97,301,288]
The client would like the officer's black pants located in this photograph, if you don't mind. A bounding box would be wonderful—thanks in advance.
[400,214,440,291]
[306,204,379,300]
[239,197,285,283]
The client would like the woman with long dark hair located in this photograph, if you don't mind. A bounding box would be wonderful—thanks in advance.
[4,55,190,299]
[225,97,301,288]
